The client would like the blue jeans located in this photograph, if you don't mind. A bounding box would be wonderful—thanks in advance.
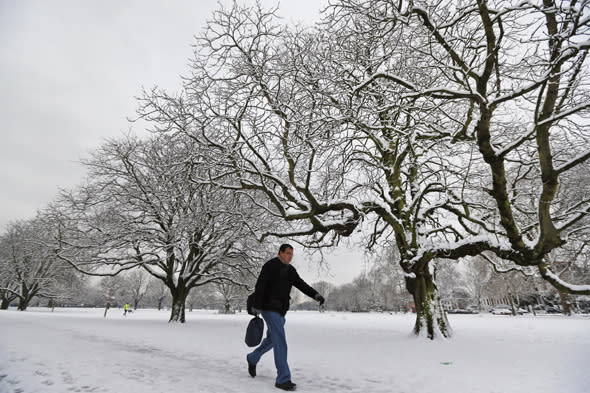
[247,311,291,384]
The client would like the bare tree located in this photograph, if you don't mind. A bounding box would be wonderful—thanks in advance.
[312,281,335,303]
[351,274,378,311]
[433,260,462,311]
[368,247,411,311]
[213,265,255,313]
[137,0,590,338]
[99,275,128,308]
[186,284,221,311]
[0,218,76,310]
[327,283,356,311]
[51,134,268,322]
[462,256,495,311]
[123,269,151,310]
[0,248,18,309]
[145,279,170,310]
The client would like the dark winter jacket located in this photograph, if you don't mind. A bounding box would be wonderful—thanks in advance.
[253,257,319,316]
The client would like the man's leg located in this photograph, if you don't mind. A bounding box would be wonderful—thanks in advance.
[261,311,291,384]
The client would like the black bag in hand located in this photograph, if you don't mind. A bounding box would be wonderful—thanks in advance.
[245,315,264,347]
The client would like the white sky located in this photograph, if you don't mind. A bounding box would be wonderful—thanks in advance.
[0,0,366,285]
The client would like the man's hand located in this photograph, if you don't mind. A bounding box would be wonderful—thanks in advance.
[315,294,325,306]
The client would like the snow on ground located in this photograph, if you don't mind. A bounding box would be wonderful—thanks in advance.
[0,308,588,393]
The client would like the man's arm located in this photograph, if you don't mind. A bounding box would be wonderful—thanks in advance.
[290,268,321,301]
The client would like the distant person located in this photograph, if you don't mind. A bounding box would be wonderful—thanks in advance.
[246,244,325,391]
[123,303,130,316]
[104,302,110,318]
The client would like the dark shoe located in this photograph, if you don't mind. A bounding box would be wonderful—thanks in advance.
[275,381,297,391]
[247,356,256,378]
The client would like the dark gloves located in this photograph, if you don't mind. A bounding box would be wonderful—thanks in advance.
[251,307,262,315]
[315,294,325,306]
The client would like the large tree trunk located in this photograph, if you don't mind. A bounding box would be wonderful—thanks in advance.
[169,285,189,323]
[557,290,572,316]
[1,291,16,310]
[17,284,37,311]
[17,297,30,311]
[405,265,452,339]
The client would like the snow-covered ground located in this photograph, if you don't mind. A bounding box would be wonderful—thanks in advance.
[0,308,588,393]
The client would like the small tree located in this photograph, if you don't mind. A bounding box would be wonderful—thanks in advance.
[99,275,128,308]
[0,218,75,311]
[214,266,255,313]
[433,260,462,310]
[462,256,494,311]
[0,252,18,309]
[145,279,170,310]
[124,269,151,310]
[52,135,268,322]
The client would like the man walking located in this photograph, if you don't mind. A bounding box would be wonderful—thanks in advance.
[246,244,325,391]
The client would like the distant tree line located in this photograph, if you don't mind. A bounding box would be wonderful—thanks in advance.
[294,254,590,315]
[2,235,588,317]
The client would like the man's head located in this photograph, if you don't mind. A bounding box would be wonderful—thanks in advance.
[278,244,294,264]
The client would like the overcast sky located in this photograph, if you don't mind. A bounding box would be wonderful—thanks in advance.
[0,0,368,285]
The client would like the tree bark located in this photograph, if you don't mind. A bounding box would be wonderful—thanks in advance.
[1,297,11,310]
[557,290,572,316]
[0,291,16,310]
[405,265,452,339]
[17,297,30,311]
[17,285,37,311]
[169,285,189,323]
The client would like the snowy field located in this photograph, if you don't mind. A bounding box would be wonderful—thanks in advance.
[0,308,588,393]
